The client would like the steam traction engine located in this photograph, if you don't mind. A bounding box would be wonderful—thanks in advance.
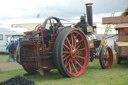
[16,3,113,77]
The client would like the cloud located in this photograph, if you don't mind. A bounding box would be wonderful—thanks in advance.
[87,0,128,14]
[0,0,127,27]
[0,0,127,20]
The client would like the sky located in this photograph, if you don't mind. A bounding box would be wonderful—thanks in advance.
[0,0,127,27]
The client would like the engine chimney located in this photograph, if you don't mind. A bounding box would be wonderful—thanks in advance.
[85,3,93,27]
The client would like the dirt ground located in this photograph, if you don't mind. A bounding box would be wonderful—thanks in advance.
[0,54,22,71]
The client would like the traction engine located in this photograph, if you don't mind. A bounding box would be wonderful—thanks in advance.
[16,3,113,77]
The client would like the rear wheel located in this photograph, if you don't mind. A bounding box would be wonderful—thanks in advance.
[54,28,89,77]
[99,46,113,69]
[54,29,69,77]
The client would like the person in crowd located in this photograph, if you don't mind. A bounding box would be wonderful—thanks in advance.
[6,41,12,50]
[8,40,16,62]
[6,40,12,62]
[15,39,19,48]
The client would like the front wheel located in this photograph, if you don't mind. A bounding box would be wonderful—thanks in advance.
[99,46,113,69]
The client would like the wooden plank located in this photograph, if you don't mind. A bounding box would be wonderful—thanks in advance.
[102,16,128,24]
[118,29,128,35]
[118,36,128,42]
[115,23,128,29]
[115,42,128,46]
[120,47,128,56]
[114,42,128,57]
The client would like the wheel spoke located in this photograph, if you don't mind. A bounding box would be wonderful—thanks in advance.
[71,60,78,73]
[66,37,72,47]
[65,58,72,67]
[77,52,82,55]
[106,51,109,58]
[64,43,70,50]
[63,45,67,51]
[75,56,83,68]
[63,51,70,54]
[76,56,81,63]
[75,34,79,40]
[77,55,85,60]
[74,34,79,47]
[106,54,109,58]
[69,62,72,72]
[74,40,77,47]
[106,58,110,64]
[76,44,81,50]
[106,57,110,61]
[76,40,83,46]
[77,48,86,51]
[104,50,109,58]
[63,54,67,58]
[73,59,77,68]
[104,60,107,64]
[63,55,70,61]
[75,60,82,68]
[70,33,73,45]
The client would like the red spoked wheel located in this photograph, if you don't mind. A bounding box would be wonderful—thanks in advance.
[54,28,89,77]
[99,46,113,69]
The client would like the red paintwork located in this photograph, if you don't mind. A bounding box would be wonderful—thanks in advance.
[103,47,113,69]
[62,30,89,76]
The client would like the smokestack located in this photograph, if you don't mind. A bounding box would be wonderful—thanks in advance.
[85,3,93,27]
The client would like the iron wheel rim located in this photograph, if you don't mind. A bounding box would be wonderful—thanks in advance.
[61,30,89,76]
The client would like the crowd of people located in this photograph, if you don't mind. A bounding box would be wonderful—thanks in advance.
[6,40,19,62]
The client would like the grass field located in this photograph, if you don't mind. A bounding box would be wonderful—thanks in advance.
[0,54,128,85]
[0,54,22,71]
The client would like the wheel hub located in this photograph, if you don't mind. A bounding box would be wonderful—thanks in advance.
[70,47,77,59]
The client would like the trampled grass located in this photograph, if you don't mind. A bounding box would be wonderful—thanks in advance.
[0,54,128,85]
[0,54,22,71]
